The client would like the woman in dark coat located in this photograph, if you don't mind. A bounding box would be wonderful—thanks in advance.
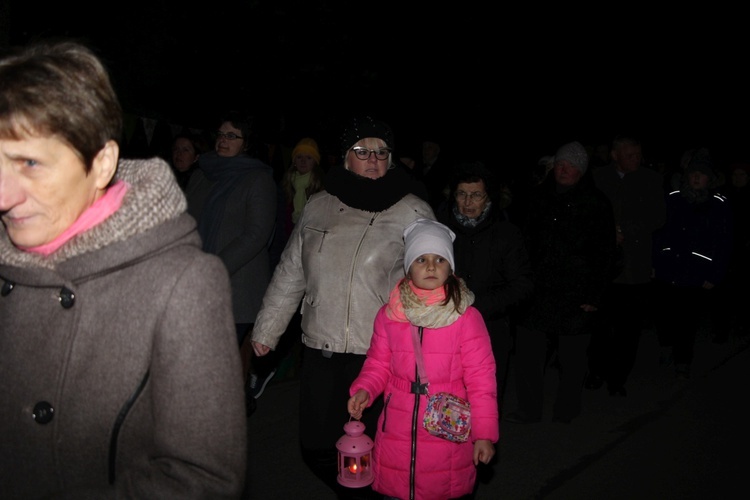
[506,141,617,424]
[437,161,534,413]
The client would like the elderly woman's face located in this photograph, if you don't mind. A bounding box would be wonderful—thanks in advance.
[215,121,245,158]
[553,160,583,187]
[0,134,106,248]
[455,180,489,219]
[346,138,390,179]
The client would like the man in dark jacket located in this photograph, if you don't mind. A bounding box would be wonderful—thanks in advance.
[585,135,666,397]
[506,141,617,424]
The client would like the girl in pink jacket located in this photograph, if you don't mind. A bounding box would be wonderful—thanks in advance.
[348,219,499,500]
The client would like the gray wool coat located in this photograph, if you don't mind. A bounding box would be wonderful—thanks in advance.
[0,158,247,498]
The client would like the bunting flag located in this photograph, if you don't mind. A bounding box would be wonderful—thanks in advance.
[121,113,195,160]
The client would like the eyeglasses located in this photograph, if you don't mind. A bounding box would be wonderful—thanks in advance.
[455,191,487,202]
[215,131,243,141]
[351,147,391,161]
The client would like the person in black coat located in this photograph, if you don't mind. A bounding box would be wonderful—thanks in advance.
[585,135,666,397]
[652,149,733,378]
[437,161,534,416]
[506,141,617,424]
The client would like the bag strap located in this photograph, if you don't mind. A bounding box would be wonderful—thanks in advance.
[411,325,429,394]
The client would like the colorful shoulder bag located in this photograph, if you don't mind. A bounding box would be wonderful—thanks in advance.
[411,326,471,443]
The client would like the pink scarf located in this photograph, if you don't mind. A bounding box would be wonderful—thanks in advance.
[386,278,447,323]
[24,181,129,256]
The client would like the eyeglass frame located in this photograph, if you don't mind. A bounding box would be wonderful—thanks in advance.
[350,146,392,161]
[215,130,244,141]
[454,190,488,202]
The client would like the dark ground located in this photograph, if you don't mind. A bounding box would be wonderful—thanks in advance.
[246,323,750,499]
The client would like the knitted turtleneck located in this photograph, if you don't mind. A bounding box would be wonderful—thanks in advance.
[323,164,417,212]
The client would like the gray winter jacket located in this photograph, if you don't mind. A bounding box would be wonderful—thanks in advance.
[252,190,434,355]
[0,158,247,498]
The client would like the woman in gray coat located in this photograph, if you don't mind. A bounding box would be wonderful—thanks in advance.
[0,40,247,498]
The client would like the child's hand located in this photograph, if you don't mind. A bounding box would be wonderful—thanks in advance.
[473,439,495,465]
[348,389,370,420]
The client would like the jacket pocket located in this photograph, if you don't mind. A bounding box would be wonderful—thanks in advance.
[302,226,328,253]
[381,393,392,433]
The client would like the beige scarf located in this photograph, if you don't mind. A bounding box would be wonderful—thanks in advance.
[386,278,474,329]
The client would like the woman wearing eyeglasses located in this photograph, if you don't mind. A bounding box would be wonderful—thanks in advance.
[251,116,434,499]
[437,161,534,425]
[185,111,277,416]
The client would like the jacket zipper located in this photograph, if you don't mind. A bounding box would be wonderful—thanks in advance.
[344,213,378,353]
[409,326,424,500]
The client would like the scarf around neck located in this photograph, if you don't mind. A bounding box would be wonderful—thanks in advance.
[291,170,311,223]
[196,151,271,253]
[0,157,186,270]
[452,201,493,228]
[23,181,129,256]
[324,164,415,212]
[385,277,474,329]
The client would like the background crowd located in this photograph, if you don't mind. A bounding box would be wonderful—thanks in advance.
[163,108,748,498]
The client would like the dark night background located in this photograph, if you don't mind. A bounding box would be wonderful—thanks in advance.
[2,2,748,179]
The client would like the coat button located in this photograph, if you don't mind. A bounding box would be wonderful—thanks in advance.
[33,401,55,424]
[59,287,75,308]
[1,280,14,296]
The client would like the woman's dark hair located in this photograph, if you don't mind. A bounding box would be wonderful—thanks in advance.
[448,161,498,201]
[173,130,209,156]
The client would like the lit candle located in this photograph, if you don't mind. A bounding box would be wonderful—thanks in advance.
[348,462,358,474]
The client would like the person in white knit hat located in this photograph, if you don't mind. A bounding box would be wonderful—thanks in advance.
[347,218,498,500]
[506,140,617,424]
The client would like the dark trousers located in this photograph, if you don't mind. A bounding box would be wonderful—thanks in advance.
[298,346,382,500]
[588,282,653,389]
[488,321,513,418]
[653,282,707,366]
[514,325,590,421]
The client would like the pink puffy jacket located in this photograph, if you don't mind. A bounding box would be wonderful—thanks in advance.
[350,306,499,500]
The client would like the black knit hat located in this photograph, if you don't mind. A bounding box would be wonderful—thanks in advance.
[339,115,394,157]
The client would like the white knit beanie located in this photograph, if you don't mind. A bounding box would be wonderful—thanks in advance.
[403,219,456,274]
[554,141,589,174]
